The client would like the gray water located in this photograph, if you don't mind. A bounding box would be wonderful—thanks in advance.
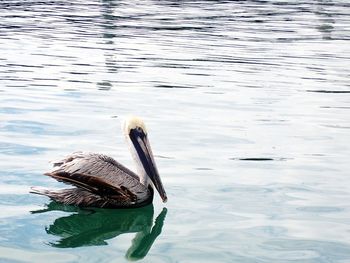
[1,0,350,262]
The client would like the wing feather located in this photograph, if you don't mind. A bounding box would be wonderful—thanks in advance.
[45,171,136,201]
[46,152,150,205]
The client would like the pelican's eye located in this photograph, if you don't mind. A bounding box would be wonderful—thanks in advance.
[136,127,143,133]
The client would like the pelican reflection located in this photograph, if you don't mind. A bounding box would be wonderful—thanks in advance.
[32,203,167,261]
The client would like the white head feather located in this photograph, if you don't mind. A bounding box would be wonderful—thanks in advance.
[122,116,147,136]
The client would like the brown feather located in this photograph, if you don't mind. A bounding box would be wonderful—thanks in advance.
[45,171,137,201]
[35,152,152,207]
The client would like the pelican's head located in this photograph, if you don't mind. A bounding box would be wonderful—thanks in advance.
[123,116,167,203]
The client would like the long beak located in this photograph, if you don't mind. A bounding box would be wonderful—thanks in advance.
[129,128,167,202]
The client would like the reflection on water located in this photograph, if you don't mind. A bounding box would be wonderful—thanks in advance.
[315,0,335,40]
[32,203,167,261]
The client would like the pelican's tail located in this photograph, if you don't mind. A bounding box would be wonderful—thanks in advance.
[30,187,69,202]
[30,187,77,203]
[30,187,51,196]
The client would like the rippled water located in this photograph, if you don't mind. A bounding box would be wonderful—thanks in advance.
[1,0,350,262]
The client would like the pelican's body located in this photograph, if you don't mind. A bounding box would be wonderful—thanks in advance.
[31,117,167,208]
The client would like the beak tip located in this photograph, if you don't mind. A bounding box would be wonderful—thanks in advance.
[162,196,168,203]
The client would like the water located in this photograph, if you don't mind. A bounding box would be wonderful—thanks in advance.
[1,0,350,262]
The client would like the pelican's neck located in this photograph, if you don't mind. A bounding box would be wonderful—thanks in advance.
[126,136,150,187]
[135,158,150,187]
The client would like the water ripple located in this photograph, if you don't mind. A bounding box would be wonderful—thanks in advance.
[0,142,48,155]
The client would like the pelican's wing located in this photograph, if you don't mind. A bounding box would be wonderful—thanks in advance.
[45,152,150,204]
[45,171,137,201]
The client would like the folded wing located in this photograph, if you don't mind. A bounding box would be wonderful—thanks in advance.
[34,152,151,207]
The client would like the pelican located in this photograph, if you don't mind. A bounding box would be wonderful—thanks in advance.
[31,116,167,208]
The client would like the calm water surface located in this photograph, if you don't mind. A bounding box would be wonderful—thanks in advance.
[1,0,350,262]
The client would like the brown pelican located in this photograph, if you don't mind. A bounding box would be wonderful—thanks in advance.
[31,116,167,208]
